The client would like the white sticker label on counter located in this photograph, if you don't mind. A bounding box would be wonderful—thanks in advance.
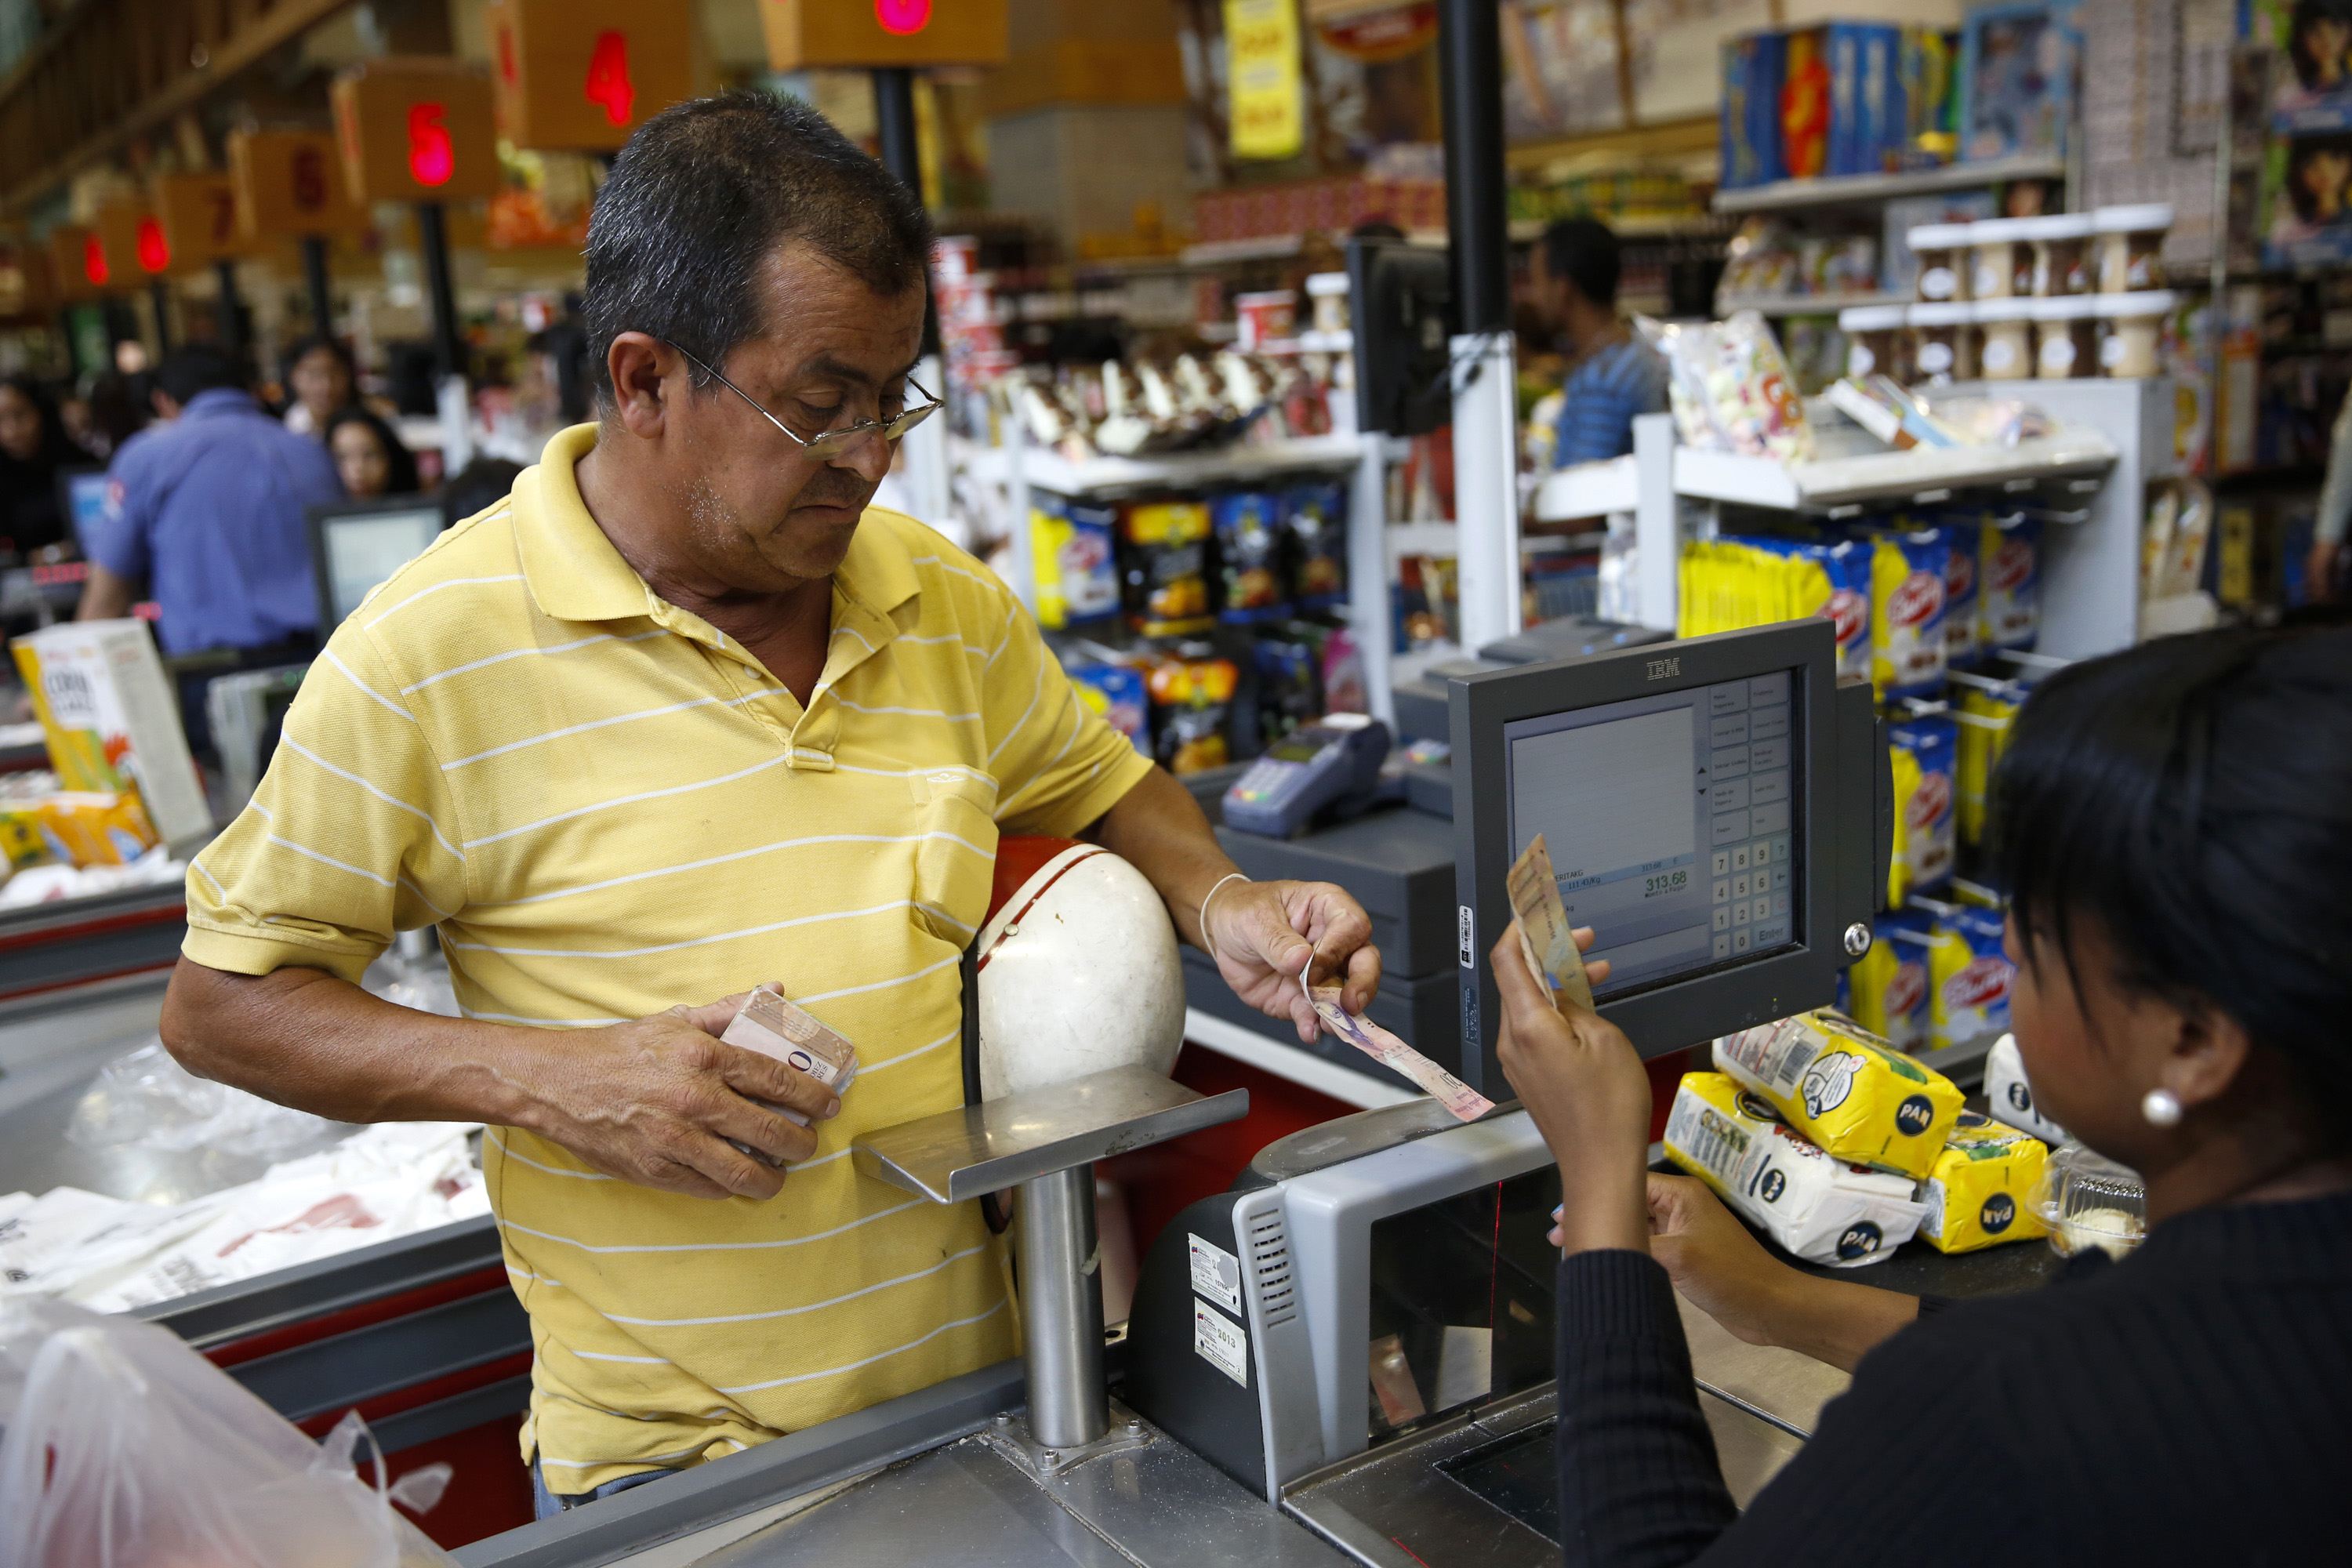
[1194,1299,1249,1387]
[1188,1232,1243,1315]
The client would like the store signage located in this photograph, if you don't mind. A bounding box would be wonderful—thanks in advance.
[230,129,371,240]
[332,58,500,204]
[1227,0,1305,161]
[154,175,247,270]
[45,226,101,298]
[760,0,1007,69]
[91,204,155,285]
[486,0,693,151]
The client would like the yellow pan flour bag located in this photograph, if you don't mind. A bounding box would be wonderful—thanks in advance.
[1664,1073,1928,1268]
[1916,1111,2050,1253]
[1715,1010,1964,1180]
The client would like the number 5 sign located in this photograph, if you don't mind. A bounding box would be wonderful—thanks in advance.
[487,0,694,151]
[331,58,500,204]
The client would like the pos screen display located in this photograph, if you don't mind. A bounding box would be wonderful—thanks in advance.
[1504,669,1801,997]
[1450,619,1882,1094]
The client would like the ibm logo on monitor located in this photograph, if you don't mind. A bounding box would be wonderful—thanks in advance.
[1646,656,1682,681]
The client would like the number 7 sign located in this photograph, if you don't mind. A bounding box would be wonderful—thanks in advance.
[154,176,252,270]
[487,0,694,151]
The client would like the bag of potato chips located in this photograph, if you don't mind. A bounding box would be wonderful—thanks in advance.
[1664,1072,1928,1267]
[1715,1010,1964,1180]
[1916,1111,2050,1253]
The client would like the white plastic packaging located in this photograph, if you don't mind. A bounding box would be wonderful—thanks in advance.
[0,1297,459,1567]
[1983,1031,2067,1144]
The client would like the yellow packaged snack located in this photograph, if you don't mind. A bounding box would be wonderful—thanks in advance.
[1954,678,2025,848]
[1715,1010,1965,1180]
[1886,739,1921,908]
[1916,1111,2049,1253]
[34,790,160,868]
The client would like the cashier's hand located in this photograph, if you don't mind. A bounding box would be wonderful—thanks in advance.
[522,990,840,1202]
[1639,1174,1798,1346]
[1490,923,1650,1256]
[1205,878,1381,1044]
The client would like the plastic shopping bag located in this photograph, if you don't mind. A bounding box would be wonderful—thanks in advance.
[0,1297,457,1568]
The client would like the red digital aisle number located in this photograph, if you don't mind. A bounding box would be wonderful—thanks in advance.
[135,216,171,274]
[875,0,932,34]
[408,103,456,187]
[584,31,635,125]
[83,235,107,287]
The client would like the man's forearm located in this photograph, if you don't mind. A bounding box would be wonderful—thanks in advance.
[76,561,138,621]
[1087,764,1242,949]
[161,958,556,1127]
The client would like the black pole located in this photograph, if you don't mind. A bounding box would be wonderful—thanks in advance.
[416,201,462,381]
[871,67,940,358]
[301,234,334,336]
[147,278,173,354]
[873,67,920,194]
[1436,0,1509,335]
[213,260,248,356]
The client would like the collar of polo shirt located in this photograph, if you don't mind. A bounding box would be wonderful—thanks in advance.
[514,424,921,630]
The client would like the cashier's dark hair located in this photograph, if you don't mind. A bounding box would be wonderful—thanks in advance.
[583,90,933,408]
[1989,622,2352,1091]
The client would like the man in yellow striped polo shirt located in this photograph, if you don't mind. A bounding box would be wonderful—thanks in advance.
[158,93,1382,1513]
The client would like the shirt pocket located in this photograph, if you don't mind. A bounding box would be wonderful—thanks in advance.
[906,768,998,944]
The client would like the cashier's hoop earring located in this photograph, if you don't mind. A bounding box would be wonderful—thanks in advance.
[2142,1088,2183,1127]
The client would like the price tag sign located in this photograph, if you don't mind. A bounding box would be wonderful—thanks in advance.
[331,58,501,204]
[488,0,695,151]
[760,0,1007,69]
[154,176,248,270]
[230,129,370,240]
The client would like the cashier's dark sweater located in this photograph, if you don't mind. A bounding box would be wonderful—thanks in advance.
[1553,1188,2352,1566]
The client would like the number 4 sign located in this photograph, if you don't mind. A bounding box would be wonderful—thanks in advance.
[488,0,693,151]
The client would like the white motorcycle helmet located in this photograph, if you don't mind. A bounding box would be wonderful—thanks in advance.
[974,837,1187,1102]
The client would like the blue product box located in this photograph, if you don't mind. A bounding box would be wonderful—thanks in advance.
[1721,31,1788,190]
[1958,2,2079,163]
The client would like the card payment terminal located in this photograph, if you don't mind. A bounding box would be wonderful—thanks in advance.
[1223,714,1392,837]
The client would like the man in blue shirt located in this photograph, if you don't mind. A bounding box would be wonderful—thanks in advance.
[79,344,341,759]
[1530,217,1669,470]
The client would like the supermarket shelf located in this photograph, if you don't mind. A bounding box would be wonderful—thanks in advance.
[1711,154,2067,215]
[1508,213,1719,241]
[1673,428,2118,511]
[1533,454,1640,521]
[956,432,1370,498]
[1714,290,1907,317]
[1294,328,1354,353]
[1178,234,1304,266]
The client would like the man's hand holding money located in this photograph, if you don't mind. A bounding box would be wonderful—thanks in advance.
[1200,877,1382,1044]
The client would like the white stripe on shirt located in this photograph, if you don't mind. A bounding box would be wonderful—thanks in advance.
[603,1243,991,1328]
[442,691,764,770]
[498,1196,925,1254]
[400,630,667,694]
[365,573,528,628]
[461,751,796,849]
[444,898,914,960]
[280,737,462,860]
[716,1297,1009,1395]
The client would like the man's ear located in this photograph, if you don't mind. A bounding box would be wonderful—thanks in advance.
[604,332,673,438]
[2165,1000,2253,1114]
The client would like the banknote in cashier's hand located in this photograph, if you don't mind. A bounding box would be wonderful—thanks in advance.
[1307,986,1494,1122]
[1506,833,1595,1014]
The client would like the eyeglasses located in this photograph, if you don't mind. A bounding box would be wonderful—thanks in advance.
[663,339,941,462]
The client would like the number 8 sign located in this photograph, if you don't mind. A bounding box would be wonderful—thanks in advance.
[487,0,693,151]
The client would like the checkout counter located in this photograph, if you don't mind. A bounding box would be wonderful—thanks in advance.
[7,618,2053,1565]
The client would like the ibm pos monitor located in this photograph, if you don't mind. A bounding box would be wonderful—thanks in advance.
[1450,620,1887,1098]
[308,496,448,630]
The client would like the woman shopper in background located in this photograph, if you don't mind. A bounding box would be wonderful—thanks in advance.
[1500,622,2352,1565]
[0,374,93,554]
[322,405,419,499]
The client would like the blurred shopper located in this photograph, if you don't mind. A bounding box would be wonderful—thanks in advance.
[78,344,340,760]
[79,370,151,459]
[323,405,419,499]
[0,375,93,554]
[1529,216,1668,468]
[1507,621,2352,1566]
[279,335,357,437]
[2311,393,2352,600]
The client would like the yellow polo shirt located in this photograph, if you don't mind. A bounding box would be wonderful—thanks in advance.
[183,423,1152,1491]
